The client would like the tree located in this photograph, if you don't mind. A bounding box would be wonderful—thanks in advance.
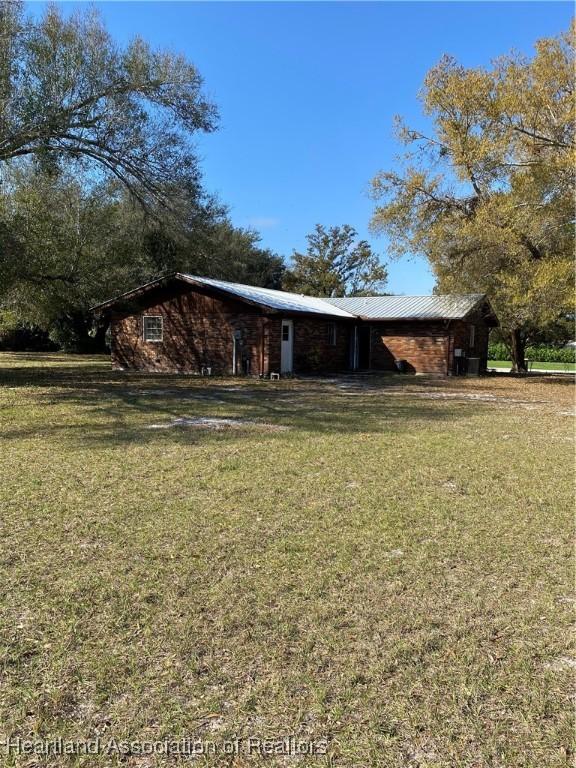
[369,25,574,372]
[0,5,285,350]
[283,224,387,297]
[0,2,217,208]
[0,165,153,350]
[0,163,285,351]
[188,220,285,289]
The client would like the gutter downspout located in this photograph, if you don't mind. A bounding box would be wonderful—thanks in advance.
[260,317,267,377]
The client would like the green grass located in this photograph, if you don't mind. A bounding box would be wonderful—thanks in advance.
[0,353,574,767]
[489,359,575,372]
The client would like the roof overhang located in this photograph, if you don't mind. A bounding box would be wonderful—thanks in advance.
[90,273,355,320]
[354,297,499,325]
[462,295,499,327]
[90,273,182,314]
[91,275,499,327]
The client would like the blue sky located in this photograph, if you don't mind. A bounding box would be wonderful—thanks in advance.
[32,2,572,293]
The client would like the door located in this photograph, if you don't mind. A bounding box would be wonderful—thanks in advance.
[280,319,293,374]
[358,326,371,369]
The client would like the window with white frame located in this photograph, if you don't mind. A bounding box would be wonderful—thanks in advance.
[143,315,163,342]
[328,322,337,346]
[469,325,476,349]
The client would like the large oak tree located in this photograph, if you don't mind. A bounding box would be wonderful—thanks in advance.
[0,2,217,206]
[0,163,284,351]
[370,25,574,372]
[0,4,284,349]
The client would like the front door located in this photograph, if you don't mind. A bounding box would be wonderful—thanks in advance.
[280,319,293,374]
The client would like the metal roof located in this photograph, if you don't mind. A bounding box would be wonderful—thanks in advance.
[322,294,487,320]
[92,273,493,323]
[179,275,357,318]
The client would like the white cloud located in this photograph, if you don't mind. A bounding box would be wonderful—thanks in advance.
[245,216,280,229]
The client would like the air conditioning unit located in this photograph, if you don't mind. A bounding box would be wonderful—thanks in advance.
[467,357,480,376]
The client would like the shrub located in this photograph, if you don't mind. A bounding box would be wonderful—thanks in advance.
[0,310,58,351]
[488,342,575,363]
[488,342,510,361]
[525,345,575,363]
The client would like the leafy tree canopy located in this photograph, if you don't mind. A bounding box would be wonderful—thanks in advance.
[369,24,574,371]
[0,2,217,207]
[0,163,284,351]
[283,224,387,297]
[0,4,284,351]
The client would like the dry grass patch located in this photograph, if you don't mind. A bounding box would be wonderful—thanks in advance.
[0,353,573,767]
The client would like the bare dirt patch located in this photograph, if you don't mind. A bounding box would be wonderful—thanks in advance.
[146,416,289,431]
[544,657,576,672]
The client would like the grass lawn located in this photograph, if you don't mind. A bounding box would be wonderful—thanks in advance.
[0,353,573,767]
[489,360,575,373]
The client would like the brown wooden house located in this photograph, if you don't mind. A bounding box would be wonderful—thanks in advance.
[92,273,498,376]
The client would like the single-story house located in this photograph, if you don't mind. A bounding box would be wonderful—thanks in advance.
[92,273,498,376]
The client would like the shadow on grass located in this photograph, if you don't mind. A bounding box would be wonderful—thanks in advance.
[4,354,569,448]
[0,358,494,448]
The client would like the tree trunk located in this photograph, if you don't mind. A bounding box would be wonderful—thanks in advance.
[92,318,110,353]
[510,328,527,373]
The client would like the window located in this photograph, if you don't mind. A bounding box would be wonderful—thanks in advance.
[469,325,476,349]
[143,316,163,342]
[282,324,290,341]
[328,322,337,346]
